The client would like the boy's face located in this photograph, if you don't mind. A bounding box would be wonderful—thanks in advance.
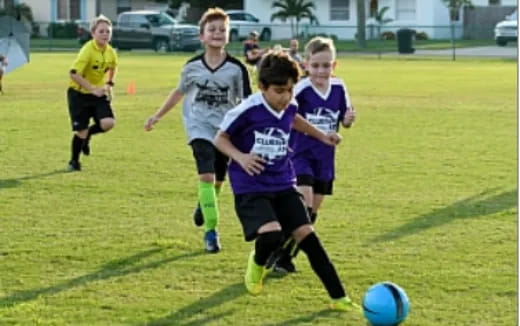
[306,49,336,88]
[91,22,112,47]
[200,19,228,48]
[260,80,295,112]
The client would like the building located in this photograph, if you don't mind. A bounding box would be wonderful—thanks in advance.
[2,0,168,23]
[244,0,518,40]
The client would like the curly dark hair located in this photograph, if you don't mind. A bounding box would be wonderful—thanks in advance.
[258,50,301,87]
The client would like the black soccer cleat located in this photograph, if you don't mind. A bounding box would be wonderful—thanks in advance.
[193,204,204,227]
[67,160,81,172]
[273,255,297,273]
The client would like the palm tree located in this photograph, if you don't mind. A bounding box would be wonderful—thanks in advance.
[374,6,392,59]
[270,0,319,38]
[356,0,366,48]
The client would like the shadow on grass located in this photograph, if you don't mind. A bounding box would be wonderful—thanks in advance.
[142,282,245,326]
[264,309,338,326]
[371,188,517,243]
[0,169,67,189]
[0,247,205,308]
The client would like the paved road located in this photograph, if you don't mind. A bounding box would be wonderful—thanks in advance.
[413,45,517,58]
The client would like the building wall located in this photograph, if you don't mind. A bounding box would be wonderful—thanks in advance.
[471,0,517,5]
[244,0,471,40]
[20,0,52,22]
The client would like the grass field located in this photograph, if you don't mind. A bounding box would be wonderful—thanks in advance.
[0,53,516,325]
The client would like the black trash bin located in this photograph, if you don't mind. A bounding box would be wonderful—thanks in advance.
[396,29,415,54]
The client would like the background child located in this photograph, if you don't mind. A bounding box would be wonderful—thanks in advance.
[214,51,356,311]
[0,54,7,94]
[144,8,251,253]
[66,14,118,171]
[272,37,356,273]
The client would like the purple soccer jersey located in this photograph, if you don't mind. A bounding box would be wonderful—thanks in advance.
[291,77,351,181]
[219,93,298,195]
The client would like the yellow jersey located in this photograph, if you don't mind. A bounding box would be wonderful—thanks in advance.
[69,40,118,94]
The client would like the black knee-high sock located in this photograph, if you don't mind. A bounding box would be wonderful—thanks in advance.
[71,135,84,161]
[254,231,283,266]
[87,124,104,138]
[299,232,346,299]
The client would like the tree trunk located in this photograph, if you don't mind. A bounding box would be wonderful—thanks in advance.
[450,22,456,61]
[357,0,366,48]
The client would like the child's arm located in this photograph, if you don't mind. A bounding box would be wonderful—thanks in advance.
[214,130,265,176]
[342,106,356,128]
[293,114,342,146]
[104,67,117,101]
[144,88,184,131]
[70,72,105,97]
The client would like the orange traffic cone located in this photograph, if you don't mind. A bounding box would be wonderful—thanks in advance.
[127,80,136,95]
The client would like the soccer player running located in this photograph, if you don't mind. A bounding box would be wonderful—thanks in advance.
[66,15,118,171]
[214,50,357,311]
[144,8,251,253]
[272,37,356,273]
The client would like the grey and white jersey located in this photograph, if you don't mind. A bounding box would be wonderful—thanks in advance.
[179,53,251,143]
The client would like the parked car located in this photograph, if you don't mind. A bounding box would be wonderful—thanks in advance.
[494,10,517,46]
[225,10,271,42]
[77,10,200,52]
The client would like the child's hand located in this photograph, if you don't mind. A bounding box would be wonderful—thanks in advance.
[343,107,356,127]
[144,116,159,131]
[237,152,266,176]
[104,85,113,101]
[323,132,342,146]
[92,87,106,97]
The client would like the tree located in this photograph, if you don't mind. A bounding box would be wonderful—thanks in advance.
[270,0,319,38]
[441,0,473,61]
[356,0,366,48]
[374,6,392,59]
[0,3,34,22]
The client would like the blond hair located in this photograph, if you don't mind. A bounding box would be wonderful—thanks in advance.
[198,7,228,34]
[90,14,112,33]
[304,37,336,60]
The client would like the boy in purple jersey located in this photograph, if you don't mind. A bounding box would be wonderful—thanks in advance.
[272,37,356,273]
[214,51,357,312]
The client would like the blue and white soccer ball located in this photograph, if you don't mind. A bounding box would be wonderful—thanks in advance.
[362,282,410,326]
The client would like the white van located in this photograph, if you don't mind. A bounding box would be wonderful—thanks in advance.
[494,10,517,46]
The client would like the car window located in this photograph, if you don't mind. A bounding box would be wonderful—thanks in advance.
[244,14,258,22]
[231,13,245,21]
[146,13,176,26]
[119,14,130,25]
[507,10,517,21]
[129,14,148,28]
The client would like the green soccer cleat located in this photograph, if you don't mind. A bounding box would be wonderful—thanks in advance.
[244,251,265,295]
[329,296,360,312]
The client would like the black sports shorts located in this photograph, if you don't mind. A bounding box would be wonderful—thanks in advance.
[234,188,311,241]
[190,139,229,181]
[67,88,114,131]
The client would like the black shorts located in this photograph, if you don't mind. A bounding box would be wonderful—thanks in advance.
[234,188,311,241]
[67,88,114,131]
[296,174,334,195]
[190,139,229,181]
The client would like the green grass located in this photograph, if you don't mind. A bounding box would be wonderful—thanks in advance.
[0,53,516,325]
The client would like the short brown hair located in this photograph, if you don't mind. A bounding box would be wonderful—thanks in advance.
[90,14,112,33]
[199,7,228,34]
[258,50,300,87]
[304,36,336,60]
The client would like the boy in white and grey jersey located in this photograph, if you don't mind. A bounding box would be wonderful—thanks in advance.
[145,8,251,253]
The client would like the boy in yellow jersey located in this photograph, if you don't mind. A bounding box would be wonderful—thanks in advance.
[67,14,118,171]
